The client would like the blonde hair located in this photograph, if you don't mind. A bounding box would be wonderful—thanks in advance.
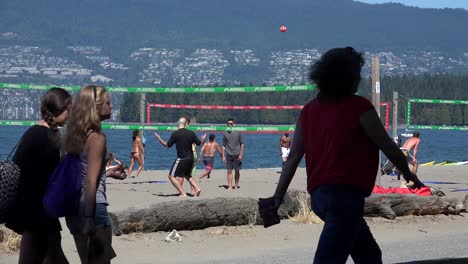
[63,85,107,154]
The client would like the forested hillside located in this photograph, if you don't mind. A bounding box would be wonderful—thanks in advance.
[1,0,467,52]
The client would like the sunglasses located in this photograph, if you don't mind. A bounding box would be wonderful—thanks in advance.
[227,122,234,125]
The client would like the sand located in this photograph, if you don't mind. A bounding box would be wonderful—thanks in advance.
[1,166,468,263]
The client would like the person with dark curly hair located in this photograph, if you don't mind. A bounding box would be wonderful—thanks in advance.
[259,47,424,264]
[6,87,72,264]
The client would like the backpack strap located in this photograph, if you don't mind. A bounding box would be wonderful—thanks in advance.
[86,129,95,138]
[85,129,97,142]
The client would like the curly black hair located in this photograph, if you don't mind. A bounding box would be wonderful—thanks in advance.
[309,47,364,100]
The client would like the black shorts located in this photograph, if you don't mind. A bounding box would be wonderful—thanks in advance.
[225,154,242,171]
[400,148,415,163]
[169,157,194,177]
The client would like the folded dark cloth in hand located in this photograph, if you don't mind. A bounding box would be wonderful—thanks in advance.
[258,197,283,228]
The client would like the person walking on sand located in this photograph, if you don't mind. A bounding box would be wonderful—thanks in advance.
[279,133,292,171]
[198,133,224,180]
[223,118,244,190]
[64,85,117,263]
[154,117,206,197]
[127,130,144,178]
[258,47,424,264]
[6,87,72,264]
[401,131,421,175]
[179,116,198,194]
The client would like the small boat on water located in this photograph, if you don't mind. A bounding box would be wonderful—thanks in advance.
[424,161,468,166]
[421,161,435,166]
[435,161,447,166]
[445,161,468,166]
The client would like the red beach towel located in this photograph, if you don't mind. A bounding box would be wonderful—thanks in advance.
[372,185,432,196]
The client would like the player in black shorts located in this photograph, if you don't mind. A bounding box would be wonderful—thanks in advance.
[155,117,206,197]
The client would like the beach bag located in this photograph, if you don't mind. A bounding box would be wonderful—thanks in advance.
[0,161,21,223]
[43,154,82,218]
[0,138,22,223]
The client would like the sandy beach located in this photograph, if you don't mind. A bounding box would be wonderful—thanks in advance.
[1,166,468,263]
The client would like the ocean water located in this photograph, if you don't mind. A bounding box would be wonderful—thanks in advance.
[0,126,466,171]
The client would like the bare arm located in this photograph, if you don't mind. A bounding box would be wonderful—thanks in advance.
[360,110,423,186]
[216,143,224,159]
[273,119,305,199]
[222,135,227,162]
[84,133,106,218]
[154,132,168,148]
[200,133,207,145]
[239,143,245,160]
[413,141,420,159]
[138,138,145,155]
[199,143,206,161]
[279,137,283,154]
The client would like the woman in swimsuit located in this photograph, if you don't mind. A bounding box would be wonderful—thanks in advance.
[127,130,144,178]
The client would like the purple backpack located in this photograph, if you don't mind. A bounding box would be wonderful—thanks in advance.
[43,154,82,218]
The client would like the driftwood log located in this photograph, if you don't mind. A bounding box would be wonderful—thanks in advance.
[109,190,468,235]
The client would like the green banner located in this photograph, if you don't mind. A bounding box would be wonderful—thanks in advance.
[0,120,37,126]
[409,98,468,104]
[408,125,468,131]
[0,120,295,132]
[406,101,411,127]
[102,124,296,132]
[406,98,468,131]
[0,82,315,93]
[0,83,82,92]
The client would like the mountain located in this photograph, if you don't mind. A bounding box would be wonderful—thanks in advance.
[0,0,467,53]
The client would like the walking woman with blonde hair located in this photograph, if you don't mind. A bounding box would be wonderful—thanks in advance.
[63,85,116,263]
[6,87,72,264]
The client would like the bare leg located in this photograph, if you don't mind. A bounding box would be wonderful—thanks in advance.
[412,161,419,175]
[43,231,69,264]
[187,176,201,196]
[19,231,47,264]
[227,169,233,190]
[71,234,88,264]
[199,170,211,179]
[177,176,184,187]
[127,156,135,177]
[72,228,116,264]
[134,153,144,177]
[169,175,187,196]
[101,226,116,264]
[234,170,241,189]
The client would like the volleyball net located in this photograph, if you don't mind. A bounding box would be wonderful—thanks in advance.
[0,82,314,133]
[2,82,466,131]
[406,98,468,131]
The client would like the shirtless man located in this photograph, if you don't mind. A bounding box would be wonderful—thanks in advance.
[401,131,421,174]
[198,134,224,180]
[279,133,292,170]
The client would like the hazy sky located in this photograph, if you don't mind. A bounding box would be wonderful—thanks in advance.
[357,0,468,9]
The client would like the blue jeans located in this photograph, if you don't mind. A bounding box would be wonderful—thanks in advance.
[310,185,382,264]
[66,203,111,235]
